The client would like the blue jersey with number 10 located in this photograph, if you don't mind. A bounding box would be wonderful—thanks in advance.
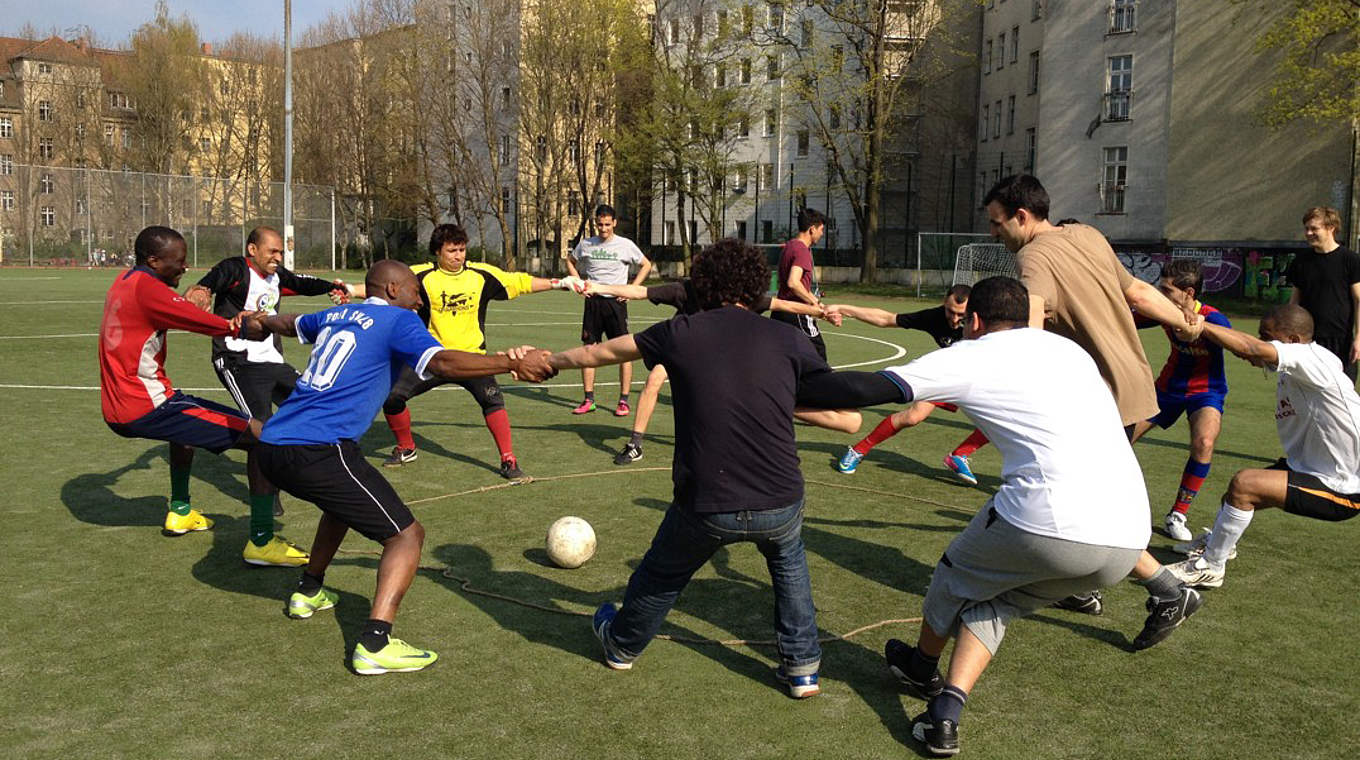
[261,299,443,445]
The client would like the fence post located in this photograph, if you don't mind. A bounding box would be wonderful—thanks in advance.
[330,188,336,271]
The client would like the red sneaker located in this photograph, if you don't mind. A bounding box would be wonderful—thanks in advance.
[614,399,631,417]
[571,399,597,414]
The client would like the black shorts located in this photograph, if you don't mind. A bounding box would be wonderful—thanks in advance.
[256,440,416,541]
[106,391,250,454]
[382,366,505,416]
[1268,458,1360,522]
[214,357,299,422]
[582,297,629,344]
[769,310,827,361]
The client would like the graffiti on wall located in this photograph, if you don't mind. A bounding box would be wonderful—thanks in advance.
[1242,249,1296,303]
[1115,248,1245,294]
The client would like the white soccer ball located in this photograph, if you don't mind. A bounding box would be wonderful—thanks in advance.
[545,516,597,569]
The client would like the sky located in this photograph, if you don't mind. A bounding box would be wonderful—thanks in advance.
[3,0,351,48]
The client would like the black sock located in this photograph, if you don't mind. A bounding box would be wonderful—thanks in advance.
[929,685,968,725]
[619,393,630,404]
[1136,567,1182,603]
[359,619,392,652]
[584,390,595,402]
[628,431,644,447]
[298,571,324,595]
[909,646,941,682]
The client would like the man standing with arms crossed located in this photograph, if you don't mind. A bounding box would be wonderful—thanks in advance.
[567,204,652,416]
[772,208,829,360]
[1287,206,1360,381]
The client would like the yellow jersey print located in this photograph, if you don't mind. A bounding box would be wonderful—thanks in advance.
[412,262,534,353]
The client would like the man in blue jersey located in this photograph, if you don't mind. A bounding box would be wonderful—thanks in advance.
[244,260,555,675]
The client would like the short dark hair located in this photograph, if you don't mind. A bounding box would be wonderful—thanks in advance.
[246,226,281,249]
[983,174,1050,221]
[1160,259,1204,295]
[966,276,1029,325]
[428,223,469,256]
[1055,218,1081,226]
[946,284,971,303]
[134,225,184,265]
[1263,303,1315,341]
[797,207,826,233]
[594,204,616,219]
[690,237,769,310]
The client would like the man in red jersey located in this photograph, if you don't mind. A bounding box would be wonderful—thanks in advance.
[99,226,308,566]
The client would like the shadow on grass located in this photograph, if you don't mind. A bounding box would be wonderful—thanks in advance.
[1026,611,1137,652]
[61,443,248,529]
[832,637,931,756]
[798,440,1003,492]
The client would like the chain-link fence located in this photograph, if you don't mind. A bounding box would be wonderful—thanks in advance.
[0,165,336,270]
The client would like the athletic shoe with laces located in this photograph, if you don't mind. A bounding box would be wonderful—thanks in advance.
[910,711,960,757]
[1163,510,1192,541]
[592,602,634,670]
[836,447,865,474]
[163,509,213,536]
[571,399,597,415]
[243,535,310,567]
[1173,529,1238,560]
[1132,585,1203,650]
[1053,590,1103,615]
[383,446,417,467]
[614,399,631,417]
[774,666,821,698]
[942,454,978,486]
[351,637,438,675]
[287,587,339,619]
[499,458,526,481]
[1165,556,1226,589]
[884,638,944,701]
[613,442,643,465]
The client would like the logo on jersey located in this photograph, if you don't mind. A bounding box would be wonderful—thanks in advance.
[437,291,476,314]
[1276,397,1296,421]
[253,291,279,314]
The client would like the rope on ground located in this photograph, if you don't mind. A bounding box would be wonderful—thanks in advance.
[405,466,672,506]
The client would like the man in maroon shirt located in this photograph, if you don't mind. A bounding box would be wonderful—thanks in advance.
[99,226,307,566]
[772,208,828,360]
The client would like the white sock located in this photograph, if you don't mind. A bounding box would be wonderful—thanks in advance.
[1203,502,1253,568]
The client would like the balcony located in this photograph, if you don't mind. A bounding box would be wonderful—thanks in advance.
[1104,90,1132,122]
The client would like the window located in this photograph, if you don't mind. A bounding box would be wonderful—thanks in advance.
[1032,0,1043,20]
[1007,95,1015,134]
[736,220,747,240]
[105,124,115,145]
[831,45,844,72]
[800,19,813,46]
[37,62,52,74]
[0,117,10,138]
[1025,127,1036,172]
[829,105,841,130]
[740,58,751,84]
[765,108,777,136]
[0,82,4,98]
[993,100,1002,138]
[761,163,774,190]
[742,5,754,37]
[980,104,989,141]
[41,206,55,226]
[734,164,748,192]
[568,139,580,164]
[716,65,727,88]
[984,39,992,74]
[1027,51,1040,94]
[200,105,210,121]
[199,137,211,152]
[38,100,52,121]
[1011,26,1019,63]
[0,190,12,210]
[996,33,1005,69]
[761,219,773,243]
[499,134,511,163]
[568,191,580,217]
[669,18,680,44]
[1106,55,1132,120]
[502,86,511,109]
[769,3,783,31]
[767,55,780,80]
[738,116,750,138]
[41,173,53,194]
[0,154,11,175]
[75,123,85,139]
[501,185,511,213]
[694,13,705,38]
[76,197,87,215]
[535,135,546,161]
[717,10,730,37]
[797,129,809,157]
[595,140,606,165]
[122,129,131,149]
[39,137,54,160]
[109,91,130,109]
[1101,146,1128,213]
[1110,0,1136,33]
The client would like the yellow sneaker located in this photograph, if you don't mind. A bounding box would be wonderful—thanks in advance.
[243,536,310,567]
[163,509,213,536]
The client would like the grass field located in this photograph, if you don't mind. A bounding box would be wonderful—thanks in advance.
[2,267,1356,760]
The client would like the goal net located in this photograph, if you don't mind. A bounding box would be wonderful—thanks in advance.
[952,243,1018,286]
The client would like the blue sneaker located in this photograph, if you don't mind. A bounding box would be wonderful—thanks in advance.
[836,447,865,474]
[943,454,978,486]
[775,666,821,698]
[592,603,634,670]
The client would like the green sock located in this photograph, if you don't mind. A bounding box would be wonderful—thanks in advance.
[170,466,191,509]
[249,493,275,547]
[169,499,193,517]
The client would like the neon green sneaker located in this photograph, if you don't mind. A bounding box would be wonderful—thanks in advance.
[287,587,338,620]
[163,509,213,536]
[351,638,438,675]
[243,536,310,567]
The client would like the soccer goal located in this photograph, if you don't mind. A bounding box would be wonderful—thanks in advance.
[952,243,1019,286]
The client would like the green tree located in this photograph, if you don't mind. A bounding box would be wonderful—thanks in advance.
[1244,0,1360,127]
[122,1,207,174]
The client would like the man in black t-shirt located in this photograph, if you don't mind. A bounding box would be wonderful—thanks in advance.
[1287,206,1360,381]
[825,286,992,483]
[547,240,904,698]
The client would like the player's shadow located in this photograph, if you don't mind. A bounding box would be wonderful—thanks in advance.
[354,426,501,475]
[799,440,1003,491]
[1134,434,1277,465]
[503,386,585,410]
[535,421,638,457]
[834,637,935,755]
[1026,611,1137,652]
[61,445,250,528]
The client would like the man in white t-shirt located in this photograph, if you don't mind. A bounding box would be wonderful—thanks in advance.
[566,204,652,416]
[876,277,1201,758]
[1168,303,1360,589]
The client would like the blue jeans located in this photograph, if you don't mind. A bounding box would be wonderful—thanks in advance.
[607,499,821,673]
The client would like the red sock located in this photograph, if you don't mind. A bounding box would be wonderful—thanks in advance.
[385,409,415,450]
[485,409,514,461]
[853,416,902,455]
[1173,458,1211,514]
[951,429,989,457]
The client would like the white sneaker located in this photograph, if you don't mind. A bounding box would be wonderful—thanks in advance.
[1165,556,1226,589]
[1163,511,1193,542]
[1172,529,1238,560]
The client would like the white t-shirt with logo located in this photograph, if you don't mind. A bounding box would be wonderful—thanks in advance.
[1271,341,1360,494]
[884,327,1151,550]
[570,234,644,285]
[224,266,285,364]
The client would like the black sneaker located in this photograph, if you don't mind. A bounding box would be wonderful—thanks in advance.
[1053,589,1103,615]
[884,638,944,700]
[383,447,417,467]
[499,458,526,480]
[613,442,642,465]
[1132,585,1203,651]
[910,711,960,757]
[272,494,284,517]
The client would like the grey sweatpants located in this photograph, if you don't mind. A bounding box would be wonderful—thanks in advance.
[922,502,1142,654]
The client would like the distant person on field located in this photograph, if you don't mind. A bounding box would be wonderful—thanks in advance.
[773,207,829,360]
[1287,206,1360,381]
